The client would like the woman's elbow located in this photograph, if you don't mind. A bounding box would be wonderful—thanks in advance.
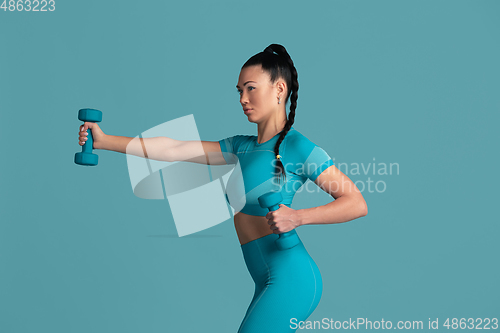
[358,198,368,217]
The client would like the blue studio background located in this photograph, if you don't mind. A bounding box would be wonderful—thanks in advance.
[1,1,499,332]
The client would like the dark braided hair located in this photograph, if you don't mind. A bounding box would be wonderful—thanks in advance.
[242,44,299,184]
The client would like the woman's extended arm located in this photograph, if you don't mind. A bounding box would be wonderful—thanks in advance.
[79,122,227,165]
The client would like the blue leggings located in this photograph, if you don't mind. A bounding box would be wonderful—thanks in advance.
[237,230,323,333]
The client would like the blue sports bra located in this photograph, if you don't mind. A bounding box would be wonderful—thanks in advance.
[218,126,334,216]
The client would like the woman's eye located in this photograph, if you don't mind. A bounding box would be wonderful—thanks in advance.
[237,87,254,94]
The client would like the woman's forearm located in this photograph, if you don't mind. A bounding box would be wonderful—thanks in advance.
[297,195,368,226]
[98,135,175,162]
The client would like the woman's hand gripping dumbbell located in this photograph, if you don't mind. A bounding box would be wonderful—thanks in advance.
[78,122,106,148]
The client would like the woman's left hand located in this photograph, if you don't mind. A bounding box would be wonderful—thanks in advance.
[265,204,302,234]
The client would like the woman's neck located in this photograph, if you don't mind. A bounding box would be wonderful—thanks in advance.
[256,112,287,144]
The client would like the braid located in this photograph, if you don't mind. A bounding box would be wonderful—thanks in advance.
[267,44,299,184]
[242,44,299,185]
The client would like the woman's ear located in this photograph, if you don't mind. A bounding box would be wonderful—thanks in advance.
[275,79,286,95]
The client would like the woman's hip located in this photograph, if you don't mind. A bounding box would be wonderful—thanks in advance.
[241,231,322,289]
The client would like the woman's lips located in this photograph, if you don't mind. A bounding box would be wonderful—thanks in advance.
[244,109,252,114]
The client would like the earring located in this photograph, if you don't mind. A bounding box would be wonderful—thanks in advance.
[278,96,281,104]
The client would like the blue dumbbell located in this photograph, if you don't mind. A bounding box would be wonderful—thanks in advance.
[258,191,300,250]
[74,108,102,166]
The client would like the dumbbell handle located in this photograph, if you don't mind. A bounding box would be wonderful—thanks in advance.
[258,191,300,251]
[82,127,94,152]
[267,204,300,250]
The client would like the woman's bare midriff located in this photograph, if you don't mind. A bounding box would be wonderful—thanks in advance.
[234,212,274,246]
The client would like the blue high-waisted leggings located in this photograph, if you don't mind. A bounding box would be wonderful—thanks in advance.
[237,229,323,333]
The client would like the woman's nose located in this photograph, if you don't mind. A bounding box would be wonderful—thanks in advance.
[240,93,248,105]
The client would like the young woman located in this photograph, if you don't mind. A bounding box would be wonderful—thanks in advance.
[78,44,367,332]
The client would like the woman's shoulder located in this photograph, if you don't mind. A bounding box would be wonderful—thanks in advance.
[284,127,334,178]
[284,126,331,160]
[219,133,253,143]
[285,126,317,148]
[218,133,255,154]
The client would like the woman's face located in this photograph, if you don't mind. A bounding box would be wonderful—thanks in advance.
[237,65,284,123]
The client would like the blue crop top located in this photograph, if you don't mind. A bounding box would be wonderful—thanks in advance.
[218,126,334,216]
